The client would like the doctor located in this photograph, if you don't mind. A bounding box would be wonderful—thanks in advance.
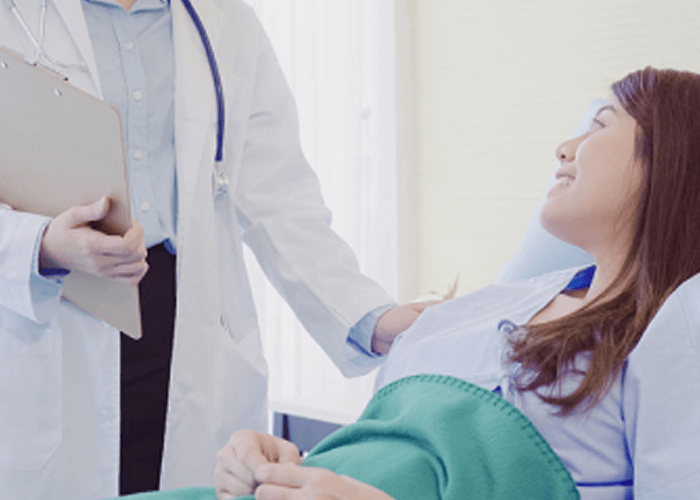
[0,1,421,499]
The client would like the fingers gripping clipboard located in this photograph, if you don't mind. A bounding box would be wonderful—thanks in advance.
[0,47,142,339]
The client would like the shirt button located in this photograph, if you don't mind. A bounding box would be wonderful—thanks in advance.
[132,90,142,101]
[133,150,143,160]
[140,201,150,212]
[123,41,134,51]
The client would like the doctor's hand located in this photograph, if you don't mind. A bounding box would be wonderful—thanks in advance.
[253,463,396,500]
[216,429,302,500]
[39,197,148,286]
[371,278,459,355]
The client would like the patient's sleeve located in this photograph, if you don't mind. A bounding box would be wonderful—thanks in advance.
[495,99,604,283]
[623,274,700,499]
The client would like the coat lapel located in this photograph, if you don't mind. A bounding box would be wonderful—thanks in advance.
[50,0,102,93]
[172,0,224,252]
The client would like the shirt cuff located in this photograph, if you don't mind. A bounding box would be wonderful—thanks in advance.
[33,219,70,281]
[346,304,396,358]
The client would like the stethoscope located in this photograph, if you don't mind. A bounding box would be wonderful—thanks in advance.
[5,0,229,192]
[179,0,229,193]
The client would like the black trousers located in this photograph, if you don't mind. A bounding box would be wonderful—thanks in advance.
[120,243,177,495]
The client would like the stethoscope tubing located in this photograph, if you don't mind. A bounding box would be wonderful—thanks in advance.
[179,0,225,164]
[4,0,88,72]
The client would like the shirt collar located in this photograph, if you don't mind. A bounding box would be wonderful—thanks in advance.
[83,0,169,12]
[564,265,596,291]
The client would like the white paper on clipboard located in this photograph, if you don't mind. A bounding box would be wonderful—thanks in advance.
[0,47,142,339]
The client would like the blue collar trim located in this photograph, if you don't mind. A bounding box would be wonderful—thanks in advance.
[564,265,596,291]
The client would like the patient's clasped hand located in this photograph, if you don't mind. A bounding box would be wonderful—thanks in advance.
[117,67,700,500]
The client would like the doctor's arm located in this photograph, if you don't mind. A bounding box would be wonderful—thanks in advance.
[233,15,407,375]
[0,195,147,325]
[0,197,143,323]
[0,202,61,323]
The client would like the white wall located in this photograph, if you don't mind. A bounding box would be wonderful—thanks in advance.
[404,0,700,297]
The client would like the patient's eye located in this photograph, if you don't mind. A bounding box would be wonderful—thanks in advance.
[590,118,604,130]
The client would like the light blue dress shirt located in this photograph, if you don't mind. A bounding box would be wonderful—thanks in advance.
[83,0,177,252]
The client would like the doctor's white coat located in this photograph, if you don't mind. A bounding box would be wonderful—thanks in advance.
[0,1,392,498]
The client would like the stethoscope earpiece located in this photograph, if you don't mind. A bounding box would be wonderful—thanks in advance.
[6,0,89,73]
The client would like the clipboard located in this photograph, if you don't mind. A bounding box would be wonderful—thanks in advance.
[0,47,142,339]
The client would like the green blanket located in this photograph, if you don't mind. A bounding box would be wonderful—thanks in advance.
[115,374,579,500]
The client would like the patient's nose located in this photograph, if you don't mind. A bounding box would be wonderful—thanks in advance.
[555,138,577,162]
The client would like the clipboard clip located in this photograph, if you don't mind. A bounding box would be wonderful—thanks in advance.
[0,46,68,82]
[26,60,69,82]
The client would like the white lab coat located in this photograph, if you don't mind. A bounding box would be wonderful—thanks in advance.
[0,1,392,498]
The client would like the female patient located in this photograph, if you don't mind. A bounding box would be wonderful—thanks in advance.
[212,67,700,500]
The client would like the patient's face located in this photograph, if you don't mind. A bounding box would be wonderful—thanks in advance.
[540,97,643,255]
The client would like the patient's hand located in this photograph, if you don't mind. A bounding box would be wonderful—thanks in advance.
[254,463,396,500]
[215,429,301,500]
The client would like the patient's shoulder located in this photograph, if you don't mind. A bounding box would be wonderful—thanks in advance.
[630,273,700,358]
[675,273,700,349]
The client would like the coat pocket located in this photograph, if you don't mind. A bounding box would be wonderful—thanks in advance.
[0,316,61,470]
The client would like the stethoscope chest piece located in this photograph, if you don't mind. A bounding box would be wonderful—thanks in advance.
[213,165,230,196]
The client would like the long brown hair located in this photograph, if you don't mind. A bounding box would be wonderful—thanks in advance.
[509,68,700,413]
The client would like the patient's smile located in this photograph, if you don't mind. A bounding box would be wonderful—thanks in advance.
[549,171,575,195]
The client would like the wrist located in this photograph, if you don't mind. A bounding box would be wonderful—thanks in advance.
[370,333,393,355]
[38,224,59,270]
[31,219,67,278]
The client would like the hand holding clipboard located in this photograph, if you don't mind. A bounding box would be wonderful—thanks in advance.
[0,46,143,339]
[40,196,148,286]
